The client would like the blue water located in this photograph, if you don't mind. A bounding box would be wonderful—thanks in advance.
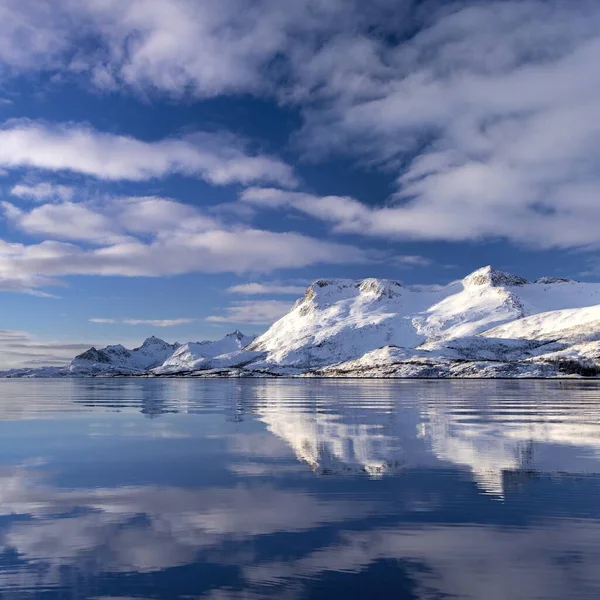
[1,379,600,599]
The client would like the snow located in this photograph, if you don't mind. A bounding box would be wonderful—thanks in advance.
[71,335,180,373]
[483,305,600,342]
[244,266,600,371]
[155,331,255,373]
[4,266,600,378]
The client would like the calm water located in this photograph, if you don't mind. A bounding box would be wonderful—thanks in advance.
[1,379,600,599]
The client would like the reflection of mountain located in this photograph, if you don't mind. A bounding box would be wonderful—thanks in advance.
[246,380,600,494]
[259,403,404,476]
[415,381,600,495]
[248,380,424,476]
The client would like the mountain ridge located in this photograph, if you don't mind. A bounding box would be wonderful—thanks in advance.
[4,266,600,378]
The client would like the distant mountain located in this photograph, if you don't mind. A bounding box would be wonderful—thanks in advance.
[4,266,600,378]
[154,331,255,374]
[71,336,181,374]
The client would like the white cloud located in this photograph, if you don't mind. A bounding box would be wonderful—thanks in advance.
[207,300,292,325]
[0,0,71,71]
[241,186,446,240]
[123,318,195,327]
[227,283,307,296]
[288,2,600,248]
[11,182,74,202]
[0,120,297,187]
[0,329,92,369]
[3,195,216,245]
[89,318,196,327]
[3,200,129,245]
[2,1,598,249]
[394,255,432,267]
[0,0,395,98]
[0,195,369,294]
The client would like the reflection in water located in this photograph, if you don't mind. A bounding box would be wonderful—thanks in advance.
[0,379,599,598]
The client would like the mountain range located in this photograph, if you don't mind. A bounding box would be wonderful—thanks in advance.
[4,266,600,378]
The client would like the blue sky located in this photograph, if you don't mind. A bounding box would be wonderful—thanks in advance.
[0,0,599,367]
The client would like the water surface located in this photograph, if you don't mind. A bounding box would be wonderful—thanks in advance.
[1,379,600,599]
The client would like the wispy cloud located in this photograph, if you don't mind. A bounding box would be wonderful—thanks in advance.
[0,329,92,369]
[11,182,74,202]
[242,187,443,254]
[226,283,307,296]
[90,318,196,327]
[394,255,432,267]
[0,195,369,294]
[0,0,393,98]
[207,300,292,325]
[0,120,297,187]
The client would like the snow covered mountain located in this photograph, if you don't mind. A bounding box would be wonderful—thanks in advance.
[231,266,600,377]
[4,266,600,378]
[71,335,181,374]
[154,331,255,374]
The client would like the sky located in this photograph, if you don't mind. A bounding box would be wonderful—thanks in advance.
[1,0,600,367]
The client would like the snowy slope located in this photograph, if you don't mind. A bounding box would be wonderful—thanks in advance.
[244,270,523,369]
[483,305,600,342]
[155,331,255,373]
[240,267,600,373]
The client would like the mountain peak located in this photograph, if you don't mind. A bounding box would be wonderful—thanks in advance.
[226,330,245,340]
[463,266,529,288]
[73,347,111,364]
[358,278,402,299]
[141,335,168,347]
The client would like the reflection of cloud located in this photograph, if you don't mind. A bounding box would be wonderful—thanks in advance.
[245,522,600,600]
[226,432,293,459]
[87,421,191,439]
[227,463,306,477]
[0,465,379,584]
[2,379,600,598]
[5,378,600,498]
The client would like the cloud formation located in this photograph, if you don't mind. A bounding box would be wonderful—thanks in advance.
[289,1,600,248]
[0,195,368,293]
[2,1,600,255]
[90,318,196,327]
[0,121,296,187]
[0,0,408,97]
[207,300,292,325]
[0,329,91,368]
[0,466,375,585]
[11,182,75,202]
[226,283,307,296]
